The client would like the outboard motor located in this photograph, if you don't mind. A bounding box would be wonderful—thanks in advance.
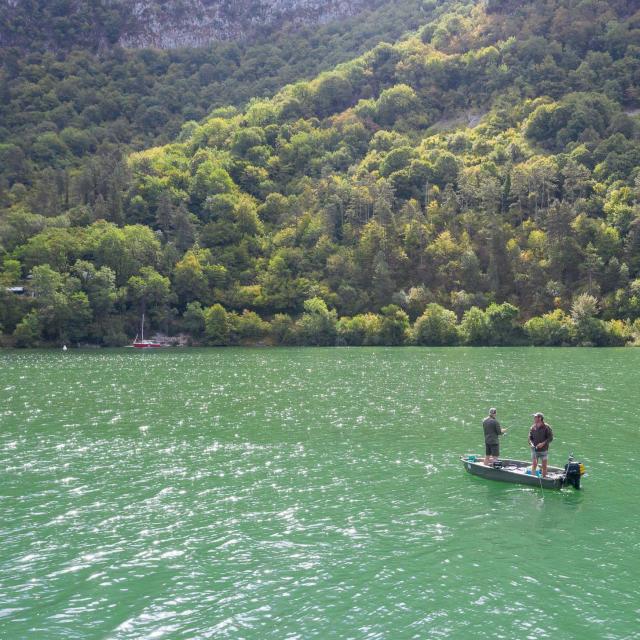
[563,455,586,489]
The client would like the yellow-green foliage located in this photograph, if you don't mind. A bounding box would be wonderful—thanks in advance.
[3,0,640,346]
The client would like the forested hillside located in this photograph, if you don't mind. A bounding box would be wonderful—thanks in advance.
[0,0,427,165]
[2,0,640,347]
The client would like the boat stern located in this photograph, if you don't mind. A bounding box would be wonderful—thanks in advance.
[563,460,586,489]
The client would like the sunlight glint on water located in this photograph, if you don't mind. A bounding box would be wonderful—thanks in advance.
[1,348,639,639]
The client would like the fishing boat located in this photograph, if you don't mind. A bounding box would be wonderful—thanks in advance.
[460,454,585,489]
[131,314,164,348]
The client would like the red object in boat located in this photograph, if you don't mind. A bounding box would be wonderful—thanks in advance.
[130,313,165,348]
[131,337,164,348]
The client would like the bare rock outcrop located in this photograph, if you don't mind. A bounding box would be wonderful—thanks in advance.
[0,0,384,51]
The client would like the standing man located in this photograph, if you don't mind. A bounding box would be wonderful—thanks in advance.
[529,412,553,477]
[483,407,507,465]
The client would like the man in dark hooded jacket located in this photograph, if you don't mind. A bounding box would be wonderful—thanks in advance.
[483,407,507,465]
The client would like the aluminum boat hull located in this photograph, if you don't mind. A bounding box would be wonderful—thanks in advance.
[460,455,568,489]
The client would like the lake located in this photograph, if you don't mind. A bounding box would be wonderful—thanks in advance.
[1,347,639,639]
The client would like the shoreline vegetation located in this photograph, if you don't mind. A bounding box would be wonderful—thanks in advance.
[2,2,640,350]
[3,296,639,348]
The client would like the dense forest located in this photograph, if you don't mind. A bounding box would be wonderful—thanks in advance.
[2,0,640,347]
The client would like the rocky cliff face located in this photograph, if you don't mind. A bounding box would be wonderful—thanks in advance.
[0,0,385,51]
[122,0,384,48]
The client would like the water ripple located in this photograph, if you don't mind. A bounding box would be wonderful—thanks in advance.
[1,348,639,638]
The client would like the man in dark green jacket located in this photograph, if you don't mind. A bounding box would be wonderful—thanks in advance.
[483,407,507,465]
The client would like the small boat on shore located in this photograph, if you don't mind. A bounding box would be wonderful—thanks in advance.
[130,313,165,348]
[460,454,585,490]
[132,336,164,348]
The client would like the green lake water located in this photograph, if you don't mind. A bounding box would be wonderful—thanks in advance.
[1,347,639,639]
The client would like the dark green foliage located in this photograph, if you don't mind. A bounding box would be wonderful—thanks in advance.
[291,297,338,346]
[379,305,411,346]
[204,303,231,345]
[0,0,429,187]
[525,93,626,152]
[2,0,640,346]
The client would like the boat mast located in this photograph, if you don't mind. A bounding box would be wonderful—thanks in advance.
[141,313,145,341]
